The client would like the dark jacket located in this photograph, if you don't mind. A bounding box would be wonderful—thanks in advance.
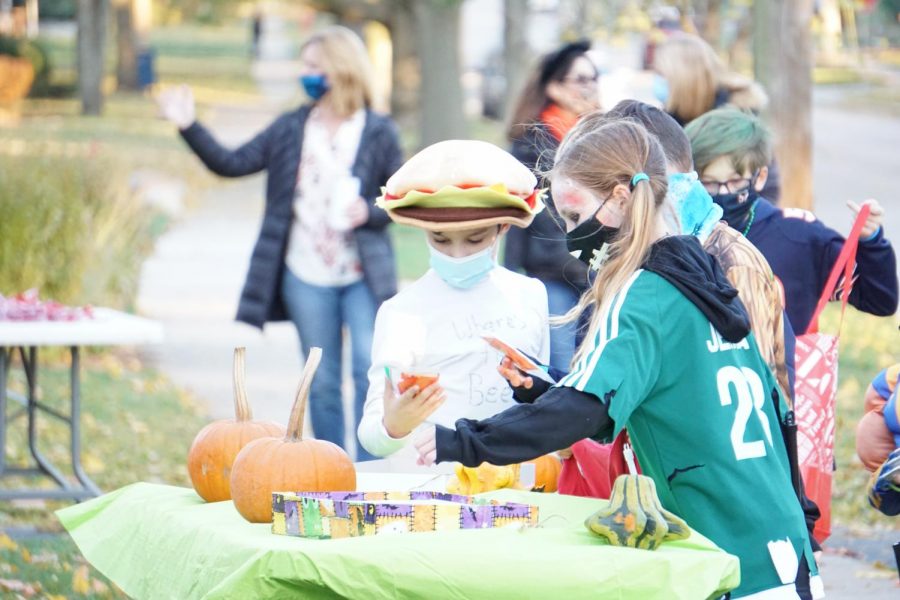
[747,198,898,335]
[504,124,590,291]
[179,105,404,329]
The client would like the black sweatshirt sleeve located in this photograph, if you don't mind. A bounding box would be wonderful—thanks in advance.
[435,386,613,467]
[179,119,274,177]
[509,376,551,404]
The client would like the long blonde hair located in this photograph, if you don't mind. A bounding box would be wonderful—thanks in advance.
[302,26,376,117]
[552,116,668,364]
[654,33,766,124]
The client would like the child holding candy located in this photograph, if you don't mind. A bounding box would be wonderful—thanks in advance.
[357,140,550,466]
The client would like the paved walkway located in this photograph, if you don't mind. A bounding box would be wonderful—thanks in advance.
[135,18,900,596]
[137,18,314,433]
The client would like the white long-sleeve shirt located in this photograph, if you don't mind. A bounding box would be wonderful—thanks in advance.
[357,267,550,465]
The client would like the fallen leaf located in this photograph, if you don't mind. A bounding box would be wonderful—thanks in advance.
[92,578,110,593]
[0,578,40,597]
[855,568,896,580]
[19,547,30,563]
[0,534,17,551]
[72,564,90,594]
[82,453,106,473]
[27,551,58,565]
[46,595,67,600]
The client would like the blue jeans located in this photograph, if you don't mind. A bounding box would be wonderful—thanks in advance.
[544,279,580,372]
[281,269,377,461]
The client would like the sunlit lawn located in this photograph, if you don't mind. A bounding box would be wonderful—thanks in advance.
[0,355,207,598]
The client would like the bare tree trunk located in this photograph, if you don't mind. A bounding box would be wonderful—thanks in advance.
[115,1,139,91]
[414,0,467,147]
[704,0,722,51]
[78,0,109,115]
[754,0,814,210]
[503,0,531,120]
[389,1,419,124]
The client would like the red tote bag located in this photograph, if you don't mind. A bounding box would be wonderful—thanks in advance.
[794,204,870,544]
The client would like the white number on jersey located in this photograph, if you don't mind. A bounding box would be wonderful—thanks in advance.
[717,366,774,461]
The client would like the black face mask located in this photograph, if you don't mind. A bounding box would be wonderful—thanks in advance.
[710,180,761,231]
[565,210,619,270]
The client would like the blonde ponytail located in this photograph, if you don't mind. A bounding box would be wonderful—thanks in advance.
[549,117,668,366]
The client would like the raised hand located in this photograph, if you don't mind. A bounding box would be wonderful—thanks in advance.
[847,199,884,240]
[156,84,196,130]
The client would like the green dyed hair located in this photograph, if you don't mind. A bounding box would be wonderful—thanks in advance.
[685,108,772,175]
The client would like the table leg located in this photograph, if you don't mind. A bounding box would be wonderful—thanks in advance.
[0,347,8,474]
[69,347,100,496]
[20,346,73,491]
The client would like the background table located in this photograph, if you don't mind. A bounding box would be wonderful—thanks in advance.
[0,308,163,500]
[57,475,741,599]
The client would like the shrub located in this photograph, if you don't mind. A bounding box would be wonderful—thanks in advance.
[0,153,158,310]
[0,35,53,98]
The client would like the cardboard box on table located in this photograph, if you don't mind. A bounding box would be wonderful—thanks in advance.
[272,490,539,538]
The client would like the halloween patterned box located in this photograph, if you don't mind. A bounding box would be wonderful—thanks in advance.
[271,491,539,538]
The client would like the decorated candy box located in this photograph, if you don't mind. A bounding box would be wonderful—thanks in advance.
[271,490,539,539]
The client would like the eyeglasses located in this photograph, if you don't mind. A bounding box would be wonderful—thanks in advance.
[562,74,599,87]
[699,175,754,195]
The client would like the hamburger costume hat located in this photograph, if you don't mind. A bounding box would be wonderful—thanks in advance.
[377,140,545,231]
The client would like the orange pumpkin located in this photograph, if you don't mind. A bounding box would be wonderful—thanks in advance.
[230,347,356,523]
[527,454,562,493]
[187,348,285,502]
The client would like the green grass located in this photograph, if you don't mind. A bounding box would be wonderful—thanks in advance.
[32,22,259,96]
[0,355,208,598]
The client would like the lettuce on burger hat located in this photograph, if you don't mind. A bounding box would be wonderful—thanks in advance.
[377,140,545,231]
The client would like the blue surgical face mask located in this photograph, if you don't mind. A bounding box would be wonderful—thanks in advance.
[300,74,329,100]
[428,242,497,289]
[652,74,669,106]
[667,171,723,242]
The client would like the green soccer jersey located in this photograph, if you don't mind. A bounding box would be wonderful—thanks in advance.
[558,270,817,598]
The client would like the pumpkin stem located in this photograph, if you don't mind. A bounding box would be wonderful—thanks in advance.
[233,347,252,422]
[286,347,323,441]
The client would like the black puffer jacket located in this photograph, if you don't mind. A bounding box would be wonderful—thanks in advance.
[503,124,589,291]
[180,105,404,329]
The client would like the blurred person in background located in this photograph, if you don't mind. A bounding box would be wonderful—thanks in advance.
[652,32,780,202]
[504,40,600,371]
[686,107,898,335]
[157,26,404,461]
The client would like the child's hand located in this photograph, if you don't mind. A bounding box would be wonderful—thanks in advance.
[847,199,884,239]
[382,379,445,439]
[414,425,437,466]
[497,357,534,389]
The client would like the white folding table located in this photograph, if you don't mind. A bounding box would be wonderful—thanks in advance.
[0,309,163,500]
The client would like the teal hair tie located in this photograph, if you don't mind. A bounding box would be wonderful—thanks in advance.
[630,172,649,190]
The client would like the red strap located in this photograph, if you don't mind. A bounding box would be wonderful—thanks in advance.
[805,203,871,335]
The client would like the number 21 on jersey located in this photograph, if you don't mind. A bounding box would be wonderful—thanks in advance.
[717,366,774,461]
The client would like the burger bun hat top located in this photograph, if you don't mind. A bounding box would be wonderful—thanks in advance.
[377,139,545,231]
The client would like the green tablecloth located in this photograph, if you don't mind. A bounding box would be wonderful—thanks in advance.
[57,482,740,599]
